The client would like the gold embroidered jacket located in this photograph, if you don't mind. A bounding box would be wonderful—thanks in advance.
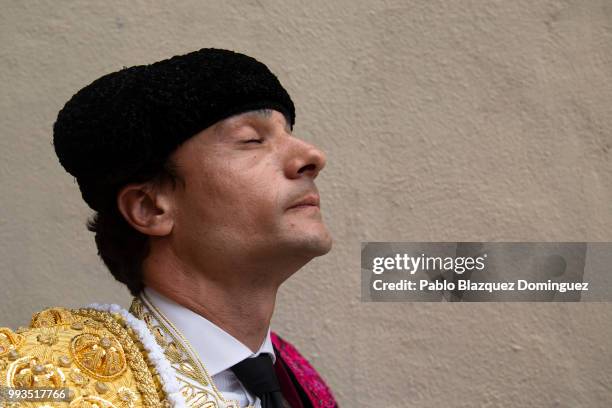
[0,298,246,408]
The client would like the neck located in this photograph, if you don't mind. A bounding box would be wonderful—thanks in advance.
[146,276,277,352]
[142,248,308,352]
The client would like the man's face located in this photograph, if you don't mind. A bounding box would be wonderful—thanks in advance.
[165,109,332,280]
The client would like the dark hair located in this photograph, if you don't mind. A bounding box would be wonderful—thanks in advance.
[86,159,183,296]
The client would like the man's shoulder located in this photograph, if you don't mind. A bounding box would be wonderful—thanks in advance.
[0,305,182,407]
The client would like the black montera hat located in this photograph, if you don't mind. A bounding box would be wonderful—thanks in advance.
[53,48,295,212]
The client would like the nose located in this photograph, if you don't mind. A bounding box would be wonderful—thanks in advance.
[284,136,327,180]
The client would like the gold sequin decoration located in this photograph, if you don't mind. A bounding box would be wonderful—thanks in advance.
[58,354,72,367]
[7,349,19,361]
[71,321,85,330]
[117,386,138,408]
[70,367,90,385]
[95,381,110,394]
[70,333,127,381]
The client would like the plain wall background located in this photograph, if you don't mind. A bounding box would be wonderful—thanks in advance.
[1,1,611,406]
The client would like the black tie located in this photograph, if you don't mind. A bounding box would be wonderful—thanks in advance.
[231,354,284,408]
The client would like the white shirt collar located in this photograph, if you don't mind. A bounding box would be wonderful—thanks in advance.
[142,286,276,377]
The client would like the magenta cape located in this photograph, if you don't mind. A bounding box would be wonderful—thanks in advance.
[272,332,338,408]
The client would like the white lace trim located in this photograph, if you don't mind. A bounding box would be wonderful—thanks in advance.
[86,303,188,408]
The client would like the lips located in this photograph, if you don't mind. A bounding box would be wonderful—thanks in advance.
[287,194,320,210]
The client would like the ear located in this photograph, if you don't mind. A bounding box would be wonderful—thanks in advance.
[117,182,174,237]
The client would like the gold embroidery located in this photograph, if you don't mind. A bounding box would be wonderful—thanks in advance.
[129,298,210,387]
[7,356,65,388]
[37,332,59,346]
[71,308,162,408]
[117,386,139,408]
[180,382,222,408]
[31,308,76,327]
[70,367,90,385]
[58,354,72,367]
[70,394,119,408]
[0,328,24,356]
[96,380,110,394]
[71,321,85,330]
[7,349,19,361]
[130,297,242,408]
[1,307,178,408]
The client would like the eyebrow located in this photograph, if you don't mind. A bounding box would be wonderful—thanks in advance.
[252,108,273,118]
[215,109,292,138]
[247,109,292,133]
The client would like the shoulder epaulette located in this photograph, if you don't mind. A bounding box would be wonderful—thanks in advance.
[0,306,181,408]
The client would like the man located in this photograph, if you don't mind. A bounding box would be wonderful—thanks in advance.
[0,48,337,408]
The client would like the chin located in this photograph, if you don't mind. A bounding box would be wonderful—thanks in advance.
[290,230,333,257]
[278,218,333,257]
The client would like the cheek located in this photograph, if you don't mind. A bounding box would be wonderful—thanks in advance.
[183,159,282,229]
[229,166,283,227]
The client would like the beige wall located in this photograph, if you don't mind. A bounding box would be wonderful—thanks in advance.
[2,0,611,406]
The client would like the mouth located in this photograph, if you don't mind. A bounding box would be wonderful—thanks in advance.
[287,194,320,210]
